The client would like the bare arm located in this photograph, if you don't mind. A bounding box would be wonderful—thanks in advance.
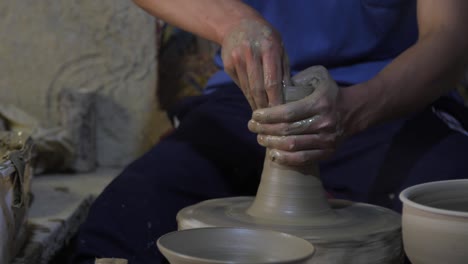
[248,0,468,165]
[133,0,288,108]
[341,0,468,136]
[133,0,262,44]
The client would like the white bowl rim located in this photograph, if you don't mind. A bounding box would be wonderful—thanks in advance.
[399,179,468,218]
[157,227,315,264]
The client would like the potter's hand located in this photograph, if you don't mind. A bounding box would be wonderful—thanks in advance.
[248,66,343,166]
[222,19,289,109]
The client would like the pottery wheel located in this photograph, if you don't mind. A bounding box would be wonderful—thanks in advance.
[177,197,400,243]
[177,196,402,263]
[176,69,403,263]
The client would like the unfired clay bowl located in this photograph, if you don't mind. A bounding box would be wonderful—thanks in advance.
[157,227,315,264]
[399,179,468,264]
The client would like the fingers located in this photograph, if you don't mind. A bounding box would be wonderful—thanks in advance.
[248,115,337,136]
[282,52,292,86]
[220,20,287,109]
[268,148,335,166]
[232,48,256,109]
[251,96,320,124]
[252,77,337,124]
[262,49,283,107]
[246,43,268,109]
[257,133,338,151]
[247,64,341,166]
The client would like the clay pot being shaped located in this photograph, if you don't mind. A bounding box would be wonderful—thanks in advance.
[157,227,315,264]
[399,179,468,264]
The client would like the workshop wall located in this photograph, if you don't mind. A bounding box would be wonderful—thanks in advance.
[0,0,170,167]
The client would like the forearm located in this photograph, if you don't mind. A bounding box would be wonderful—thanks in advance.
[133,0,263,44]
[341,31,468,136]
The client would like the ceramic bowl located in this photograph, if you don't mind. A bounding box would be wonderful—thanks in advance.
[400,179,468,264]
[157,227,315,264]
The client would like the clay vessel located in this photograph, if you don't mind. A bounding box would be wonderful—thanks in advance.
[400,179,468,264]
[157,227,315,264]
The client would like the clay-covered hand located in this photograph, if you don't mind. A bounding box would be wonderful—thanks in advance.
[222,19,289,109]
[248,66,343,166]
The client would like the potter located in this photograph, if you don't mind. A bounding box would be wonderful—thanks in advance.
[73,1,468,263]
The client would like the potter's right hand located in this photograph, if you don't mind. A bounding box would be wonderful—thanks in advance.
[221,19,290,109]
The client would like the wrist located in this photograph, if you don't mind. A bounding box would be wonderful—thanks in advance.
[338,80,383,138]
[216,10,265,44]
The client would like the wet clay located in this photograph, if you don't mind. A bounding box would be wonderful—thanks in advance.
[400,179,468,264]
[157,227,315,264]
[177,66,402,264]
[246,160,334,222]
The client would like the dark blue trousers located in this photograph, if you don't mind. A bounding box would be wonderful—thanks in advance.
[73,84,468,264]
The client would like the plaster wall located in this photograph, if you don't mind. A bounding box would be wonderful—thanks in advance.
[0,0,170,166]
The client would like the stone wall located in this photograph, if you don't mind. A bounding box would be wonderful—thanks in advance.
[0,0,170,166]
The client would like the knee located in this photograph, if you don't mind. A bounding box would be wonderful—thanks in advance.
[114,138,228,198]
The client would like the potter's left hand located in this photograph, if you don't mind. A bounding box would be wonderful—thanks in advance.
[248,66,343,166]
